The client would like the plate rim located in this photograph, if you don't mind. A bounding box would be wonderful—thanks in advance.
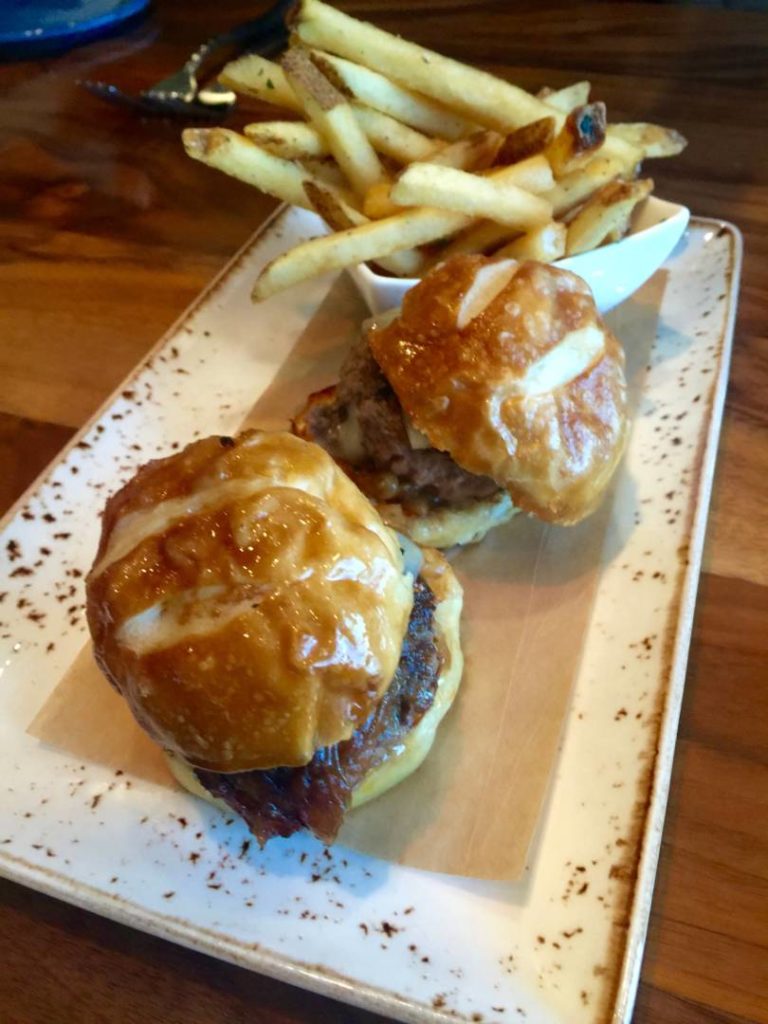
[611,217,743,1024]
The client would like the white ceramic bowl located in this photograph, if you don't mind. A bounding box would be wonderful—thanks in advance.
[347,195,689,315]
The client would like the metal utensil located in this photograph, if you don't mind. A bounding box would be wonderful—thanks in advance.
[81,0,292,119]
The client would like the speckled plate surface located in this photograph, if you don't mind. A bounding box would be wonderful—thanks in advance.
[0,211,740,1024]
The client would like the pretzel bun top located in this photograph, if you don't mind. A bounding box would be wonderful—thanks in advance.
[86,431,413,773]
[368,255,628,523]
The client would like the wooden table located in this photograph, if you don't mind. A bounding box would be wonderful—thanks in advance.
[1,3,766,1022]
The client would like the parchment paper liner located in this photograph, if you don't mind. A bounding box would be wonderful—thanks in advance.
[29,272,657,880]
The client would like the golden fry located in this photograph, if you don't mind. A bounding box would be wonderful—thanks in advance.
[352,105,441,163]
[244,120,328,159]
[489,154,555,194]
[566,177,653,255]
[295,0,559,131]
[304,181,424,275]
[301,157,348,190]
[218,54,301,111]
[607,123,687,159]
[544,155,625,217]
[600,133,643,175]
[282,47,385,196]
[391,163,552,229]
[537,80,591,114]
[427,131,503,170]
[186,5,686,290]
[362,181,401,219]
[253,206,471,301]
[436,221,520,261]
[496,118,556,165]
[309,50,473,139]
[546,102,606,178]
[428,156,555,260]
[183,128,313,208]
[495,221,567,262]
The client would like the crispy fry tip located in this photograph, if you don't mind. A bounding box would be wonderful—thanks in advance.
[251,272,270,302]
[181,128,206,157]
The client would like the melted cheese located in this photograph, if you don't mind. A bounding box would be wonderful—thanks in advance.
[403,412,432,450]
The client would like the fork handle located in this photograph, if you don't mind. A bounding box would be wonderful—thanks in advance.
[185,0,293,75]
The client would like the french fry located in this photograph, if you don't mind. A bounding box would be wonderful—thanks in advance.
[368,151,552,228]
[537,81,591,114]
[390,163,552,229]
[388,151,553,215]
[488,153,555,194]
[295,0,560,131]
[304,179,365,228]
[495,221,567,262]
[600,133,643,175]
[218,54,301,112]
[244,121,329,159]
[603,218,633,245]
[496,117,556,165]
[302,157,348,190]
[363,181,401,219]
[363,142,545,220]
[252,206,472,301]
[425,156,558,261]
[245,108,439,165]
[188,7,686,288]
[183,128,317,209]
[281,48,385,196]
[435,221,521,261]
[546,102,607,178]
[304,181,424,276]
[544,154,626,217]
[427,130,503,170]
[352,105,441,163]
[309,51,473,140]
[566,177,653,255]
[607,123,687,159]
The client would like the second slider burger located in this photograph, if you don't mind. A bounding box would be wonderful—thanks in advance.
[86,430,463,845]
[296,255,629,547]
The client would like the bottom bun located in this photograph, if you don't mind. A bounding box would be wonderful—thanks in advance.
[166,546,463,818]
[167,750,230,812]
[379,491,518,549]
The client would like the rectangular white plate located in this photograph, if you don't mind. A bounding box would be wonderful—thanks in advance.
[0,210,741,1024]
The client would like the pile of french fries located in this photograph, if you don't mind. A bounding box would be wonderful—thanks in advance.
[182,0,686,302]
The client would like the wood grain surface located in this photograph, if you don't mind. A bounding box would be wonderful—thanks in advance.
[1,3,766,1022]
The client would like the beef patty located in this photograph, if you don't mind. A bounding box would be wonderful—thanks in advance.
[299,337,500,511]
[195,575,441,846]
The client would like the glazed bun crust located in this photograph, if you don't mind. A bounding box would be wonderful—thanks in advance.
[368,255,628,524]
[86,431,413,773]
[166,546,464,811]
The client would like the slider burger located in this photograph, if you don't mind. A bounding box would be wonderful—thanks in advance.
[85,430,463,845]
[295,254,628,547]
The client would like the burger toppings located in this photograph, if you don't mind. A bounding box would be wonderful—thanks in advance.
[194,575,441,845]
[367,256,629,525]
[86,431,464,847]
[297,335,502,514]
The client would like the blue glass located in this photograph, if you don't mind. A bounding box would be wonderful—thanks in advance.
[0,0,151,60]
